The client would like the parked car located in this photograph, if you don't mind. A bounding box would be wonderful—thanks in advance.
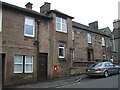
[86,61,120,77]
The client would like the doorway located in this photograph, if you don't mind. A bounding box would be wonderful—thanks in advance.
[87,49,94,61]
[0,54,5,87]
[37,53,48,81]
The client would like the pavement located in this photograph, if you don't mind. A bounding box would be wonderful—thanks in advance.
[5,74,87,89]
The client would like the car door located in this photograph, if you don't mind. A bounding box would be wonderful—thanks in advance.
[108,62,118,74]
[104,63,111,74]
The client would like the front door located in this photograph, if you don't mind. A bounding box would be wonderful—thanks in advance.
[38,53,48,81]
[87,49,94,61]
[1,54,5,88]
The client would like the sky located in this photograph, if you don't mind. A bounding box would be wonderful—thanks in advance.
[1,0,120,31]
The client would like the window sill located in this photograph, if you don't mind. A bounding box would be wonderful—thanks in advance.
[24,36,36,39]
[56,30,67,34]
[58,58,67,61]
[14,72,33,74]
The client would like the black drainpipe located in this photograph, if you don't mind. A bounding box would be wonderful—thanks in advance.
[34,19,40,80]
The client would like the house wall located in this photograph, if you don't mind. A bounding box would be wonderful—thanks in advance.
[2,7,50,86]
[48,12,73,78]
[72,27,111,62]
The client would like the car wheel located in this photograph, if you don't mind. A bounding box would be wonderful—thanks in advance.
[104,71,109,78]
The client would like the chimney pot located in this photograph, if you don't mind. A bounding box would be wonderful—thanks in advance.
[40,2,51,14]
[89,21,98,29]
[25,2,33,10]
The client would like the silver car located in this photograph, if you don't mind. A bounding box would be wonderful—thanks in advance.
[86,61,120,77]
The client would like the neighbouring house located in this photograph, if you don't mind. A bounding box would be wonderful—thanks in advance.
[111,19,120,63]
[72,21,111,62]
[100,27,111,36]
[0,1,111,87]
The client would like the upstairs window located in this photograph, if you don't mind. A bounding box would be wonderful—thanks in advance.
[0,8,2,32]
[87,33,92,44]
[56,17,67,33]
[102,37,105,46]
[24,17,35,37]
[72,30,74,40]
[59,42,65,58]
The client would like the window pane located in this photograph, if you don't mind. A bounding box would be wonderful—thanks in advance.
[72,31,74,40]
[25,18,34,25]
[62,19,66,24]
[26,56,32,63]
[87,33,91,43]
[59,48,64,57]
[14,55,22,63]
[14,64,22,73]
[25,64,32,72]
[56,23,61,30]
[62,24,67,32]
[56,17,61,22]
[0,8,2,32]
[102,37,105,46]
[24,25,33,35]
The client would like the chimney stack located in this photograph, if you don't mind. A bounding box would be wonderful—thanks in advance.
[89,21,98,29]
[40,2,51,15]
[113,19,120,29]
[25,2,33,10]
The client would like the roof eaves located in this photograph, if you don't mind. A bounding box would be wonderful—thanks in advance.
[48,10,74,19]
[2,1,52,19]
[72,21,109,37]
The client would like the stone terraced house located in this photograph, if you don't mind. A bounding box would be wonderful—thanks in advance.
[0,1,111,87]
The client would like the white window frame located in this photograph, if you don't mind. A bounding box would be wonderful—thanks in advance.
[102,37,105,46]
[25,56,33,73]
[24,16,35,37]
[59,43,65,58]
[72,30,74,40]
[87,33,92,44]
[14,55,23,73]
[56,17,67,33]
[0,7,2,32]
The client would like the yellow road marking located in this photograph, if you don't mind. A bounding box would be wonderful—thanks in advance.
[56,82,81,88]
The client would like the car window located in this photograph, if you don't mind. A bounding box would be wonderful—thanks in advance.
[91,62,103,67]
[108,62,114,66]
[104,63,110,67]
[109,62,114,66]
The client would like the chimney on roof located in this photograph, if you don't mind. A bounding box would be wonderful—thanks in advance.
[40,2,51,15]
[25,2,33,10]
[89,21,98,29]
[113,19,120,29]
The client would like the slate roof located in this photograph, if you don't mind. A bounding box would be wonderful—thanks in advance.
[72,21,110,37]
[1,1,52,19]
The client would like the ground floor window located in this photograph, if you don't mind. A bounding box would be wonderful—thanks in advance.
[59,42,65,58]
[14,55,33,73]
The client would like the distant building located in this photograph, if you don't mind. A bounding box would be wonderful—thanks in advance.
[100,27,111,36]
[111,20,120,63]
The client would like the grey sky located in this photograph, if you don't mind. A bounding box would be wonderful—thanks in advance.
[1,0,119,31]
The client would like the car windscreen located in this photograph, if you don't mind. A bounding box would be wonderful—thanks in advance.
[90,62,103,67]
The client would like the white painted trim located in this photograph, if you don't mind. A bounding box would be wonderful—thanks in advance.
[25,56,33,73]
[24,16,35,37]
[56,17,67,33]
[14,55,23,73]
[0,7,2,32]
[59,43,65,58]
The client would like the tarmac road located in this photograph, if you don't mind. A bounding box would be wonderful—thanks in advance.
[57,74,119,88]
